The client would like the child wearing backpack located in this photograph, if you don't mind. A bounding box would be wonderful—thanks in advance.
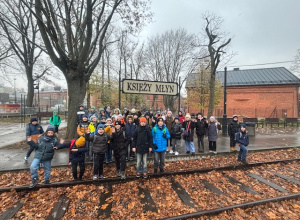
[86,124,111,180]
[54,136,88,180]
[207,116,221,154]
[235,124,249,164]
[152,118,170,174]
[132,117,153,178]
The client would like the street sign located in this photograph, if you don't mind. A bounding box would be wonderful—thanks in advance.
[122,79,178,96]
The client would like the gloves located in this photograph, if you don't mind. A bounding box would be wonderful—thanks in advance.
[153,144,158,150]
[162,133,167,138]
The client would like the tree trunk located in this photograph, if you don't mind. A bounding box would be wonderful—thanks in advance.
[86,81,90,109]
[26,77,34,107]
[65,72,87,139]
[207,69,216,118]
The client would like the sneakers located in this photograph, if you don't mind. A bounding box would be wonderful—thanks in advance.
[116,170,121,177]
[174,151,179,156]
[186,151,190,154]
[24,156,28,163]
[93,175,98,180]
[136,173,141,178]
[120,171,126,180]
[29,178,38,188]
[213,151,217,154]
[169,150,174,154]
[230,147,236,151]
[191,152,195,156]
[44,180,50,184]
[241,159,248,165]
[143,173,148,178]
[99,175,106,179]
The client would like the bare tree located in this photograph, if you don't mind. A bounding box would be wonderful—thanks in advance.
[197,13,233,118]
[0,0,51,107]
[144,29,198,111]
[17,0,152,138]
[291,49,300,76]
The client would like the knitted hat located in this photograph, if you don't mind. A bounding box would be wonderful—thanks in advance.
[115,120,122,126]
[131,108,136,114]
[75,136,86,148]
[197,112,203,116]
[90,115,97,120]
[210,116,216,121]
[99,108,104,112]
[97,124,105,130]
[91,106,95,109]
[240,123,247,128]
[46,125,55,132]
[139,117,147,123]
[233,115,238,119]
[185,114,191,119]
[106,118,112,122]
[30,117,38,123]
[157,117,164,124]
[174,116,179,120]
[117,114,123,117]
[82,114,88,119]
[101,116,107,120]
[79,104,84,107]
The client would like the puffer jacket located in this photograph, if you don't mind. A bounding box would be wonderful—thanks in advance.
[228,120,240,137]
[235,131,249,146]
[111,128,130,155]
[86,133,111,154]
[77,121,89,136]
[195,118,207,136]
[152,124,170,152]
[29,135,58,162]
[57,140,88,163]
[171,122,182,139]
[132,125,153,154]
[125,122,137,138]
[26,123,44,137]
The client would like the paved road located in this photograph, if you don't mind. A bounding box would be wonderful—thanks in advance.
[0,124,299,171]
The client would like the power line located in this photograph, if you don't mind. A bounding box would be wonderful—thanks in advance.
[227,60,300,68]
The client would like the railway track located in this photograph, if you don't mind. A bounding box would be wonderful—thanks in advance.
[0,157,299,219]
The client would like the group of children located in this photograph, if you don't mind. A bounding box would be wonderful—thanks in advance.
[26,107,249,188]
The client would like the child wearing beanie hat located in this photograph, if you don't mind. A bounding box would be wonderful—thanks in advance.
[235,124,249,164]
[27,125,58,188]
[77,114,90,159]
[125,115,137,161]
[54,136,88,180]
[24,117,44,162]
[228,115,240,152]
[207,116,221,154]
[182,113,196,155]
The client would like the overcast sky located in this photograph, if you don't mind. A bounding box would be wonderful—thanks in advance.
[140,0,300,72]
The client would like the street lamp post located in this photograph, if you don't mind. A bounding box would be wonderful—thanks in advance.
[178,77,181,112]
[14,78,17,104]
[222,67,228,136]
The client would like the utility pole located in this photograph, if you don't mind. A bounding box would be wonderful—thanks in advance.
[222,67,227,136]
[14,78,17,103]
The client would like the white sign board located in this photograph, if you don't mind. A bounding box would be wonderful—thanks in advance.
[122,79,178,96]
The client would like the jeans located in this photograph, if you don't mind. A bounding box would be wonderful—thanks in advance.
[30,158,51,180]
[71,161,85,179]
[197,135,205,151]
[209,141,217,151]
[54,125,59,133]
[114,153,127,172]
[185,140,195,153]
[172,139,181,152]
[154,151,166,170]
[93,153,105,176]
[136,153,148,173]
[105,143,112,162]
[238,144,248,160]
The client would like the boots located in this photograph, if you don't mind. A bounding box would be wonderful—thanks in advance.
[160,168,164,173]
[154,168,158,174]
[116,170,121,177]
[241,159,248,164]
[230,146,236,151]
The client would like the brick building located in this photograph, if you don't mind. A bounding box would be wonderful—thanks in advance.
[186,67,300,118]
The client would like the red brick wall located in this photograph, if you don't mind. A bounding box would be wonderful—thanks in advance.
[187,85,299,118]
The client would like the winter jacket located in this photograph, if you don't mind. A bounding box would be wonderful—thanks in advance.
[111,128,130,155]
[171,122,182,139]
[195,118,207,136]
[113,119,126,127]
[207,122,221,142]
[49,110,61,126]
[165,116,174,133]
[86,132,111,154]
[132,125,153,154]
[57,140,88,163]
[152,124,170,152]
[28,135,58,162]
[125,122,137,138]
[228,120,240,137]
[77,121,89,136]
[178,115,185,124]
[235,131,249,146]
[77,110,86,124]
[182,120,195,142]
[26,123,44,137]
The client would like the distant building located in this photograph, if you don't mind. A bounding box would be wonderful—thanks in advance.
[186,67,300,118]
[34,86,67,111]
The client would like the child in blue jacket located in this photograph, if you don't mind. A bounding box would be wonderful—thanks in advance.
[235,124,249,164]
[152,118,170,173]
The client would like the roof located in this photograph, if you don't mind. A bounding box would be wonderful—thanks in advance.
[186,67,300,87]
